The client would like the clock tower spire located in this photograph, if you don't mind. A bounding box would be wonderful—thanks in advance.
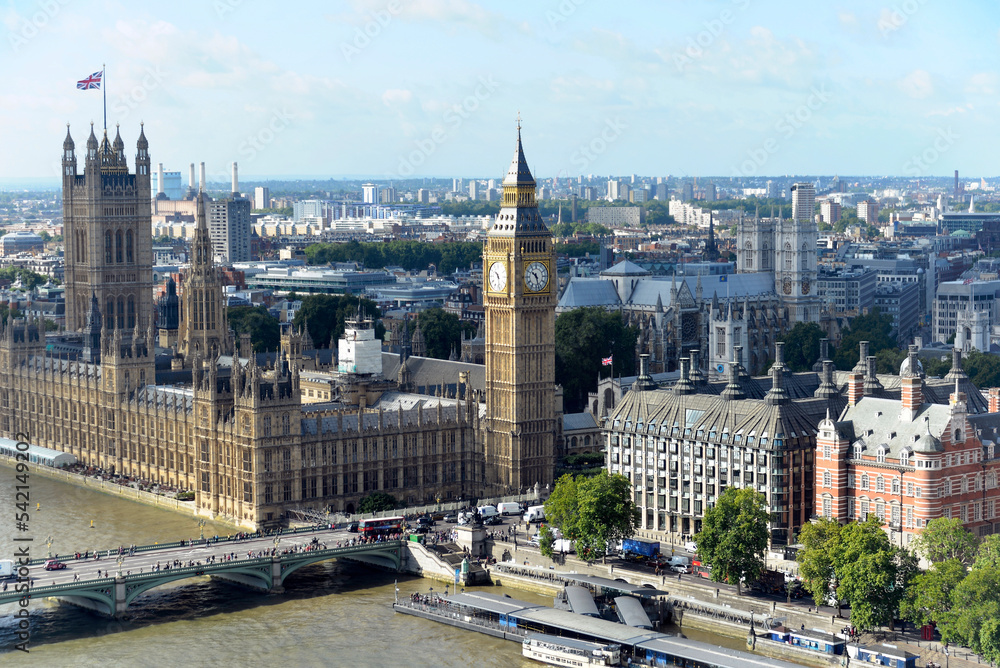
[483,120,557,494]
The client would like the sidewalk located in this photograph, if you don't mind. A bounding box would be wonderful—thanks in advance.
[855,628,992,668]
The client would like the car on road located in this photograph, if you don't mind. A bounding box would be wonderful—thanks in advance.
[414,525,431,534]
[347,521,359,533]
[483,515,503,526]
[670,564,691,574]
[416,516,435,527]
[44,560,67,571]
[443,513,458,523]
[683,541,698,553]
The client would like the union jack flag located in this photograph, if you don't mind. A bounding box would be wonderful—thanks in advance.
[77,70,103,90]
[602,356,613,366]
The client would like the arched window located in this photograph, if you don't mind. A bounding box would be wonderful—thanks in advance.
[127,296,135,329]
[801,242,809,270]
[744,242,753,269]
[876,476,885,492]
[861,473,869,490]
[106,300,114,325]
[105,231,113,264]
[823,470,831,487]
[126,229,134,263]
[955,429,962,442]
[115,230,123,263]
[282,413,290,435]
[784,242,792,270]
[892,477,900,494]
[117,297,124,329]
[762,242,770,269]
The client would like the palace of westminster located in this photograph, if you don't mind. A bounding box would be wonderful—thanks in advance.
[0,123,558,528]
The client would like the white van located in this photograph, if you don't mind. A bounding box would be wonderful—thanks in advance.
[497,502,520,516]
[524,505,545,523]
[477,505,499,519]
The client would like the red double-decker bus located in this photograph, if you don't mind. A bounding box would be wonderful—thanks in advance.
[357,516,406,536]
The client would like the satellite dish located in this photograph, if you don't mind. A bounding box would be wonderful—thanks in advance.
[716,364,725,374]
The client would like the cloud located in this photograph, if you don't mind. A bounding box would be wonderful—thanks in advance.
[966,72,999,95]
[839,12,858,28]
[382,89,413,106]
[899,70,933,99]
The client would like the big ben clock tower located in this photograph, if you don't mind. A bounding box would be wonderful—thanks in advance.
[483,122,557,494]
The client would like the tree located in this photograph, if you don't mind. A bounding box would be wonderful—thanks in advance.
[796,517,842,608]
[228,305,280,352]
[832,308,897,370]
[539,525,557,559]
[943,555,1000,654]
[574,471,638,560]
[544,471,637,562]
[417,308,475,360]
[779,322,825,371]
[357,492,397,514]
[913,517,979,566]
[695,487,769,595]
[876,347,907,375]
[555,307,638,413]
[900,559,967,628]
[292,295,384,348]
[543,474,580,541]
[834,515,917,631]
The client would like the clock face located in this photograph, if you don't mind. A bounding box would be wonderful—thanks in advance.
[488,261,507,292]
[782,277,792,295]
[801,279,810,295]
[524,261,549,292]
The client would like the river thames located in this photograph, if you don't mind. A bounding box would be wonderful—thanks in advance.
[0,466,742,666]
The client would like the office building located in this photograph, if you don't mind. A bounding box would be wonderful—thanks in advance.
[820,200,841,224]
[858,199,879,224]
[254,186,270,210]
[362,183,379,205]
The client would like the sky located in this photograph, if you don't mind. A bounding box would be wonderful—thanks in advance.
[2,0,999,183]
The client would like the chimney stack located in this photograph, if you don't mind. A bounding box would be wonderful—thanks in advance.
[199,162,206,192]
[989,387,1000,413]
[232,161,239,197]
[847,372,864,407]
[189,163,196,189]
[774,341,785,369]
[157,163,165,195]
[900,346,923,421]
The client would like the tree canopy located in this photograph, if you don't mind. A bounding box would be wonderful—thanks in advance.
[227,305,280,352]
[695,487,769,595]
[779,322,825,372]
[555,307,638,413]
[796,517,842,608]
[292,295,385,348]
[833,516,917,631]
[416,307,476,360]
[832,308,897,370]
[357,492,397,514]
[0,267,54,290]
[543,471,637,561]
[913,517,979,567]
[304,240,482,275]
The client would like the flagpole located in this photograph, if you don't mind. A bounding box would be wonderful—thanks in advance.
[102,63,106,131]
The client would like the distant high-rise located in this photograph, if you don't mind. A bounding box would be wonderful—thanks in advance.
[416,188,430,204]
[62,124,154,331]
[208,196,252,264]
[857,199,879,224]
[293,200,326,221]
[681,181,694,201]
[955,170,961,197]
[820,200,842,224]
[705,182,716,202]
[362,183,379,204]
[468,180,479,200]
[452,178,462,193]
[765,180,779,199]
[254,186,270,210]
[607,179,621,201]
[791,182,815,224]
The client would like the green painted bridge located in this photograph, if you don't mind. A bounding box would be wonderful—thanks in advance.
[0,532,404,618]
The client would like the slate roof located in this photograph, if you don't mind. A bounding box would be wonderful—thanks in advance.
[381,352,485,392]
[838,397,949,455]
[601,259,650,277]
[563,412,598,432]
[557,278,622,310]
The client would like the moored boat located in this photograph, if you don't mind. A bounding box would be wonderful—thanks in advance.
[522,632,621,667]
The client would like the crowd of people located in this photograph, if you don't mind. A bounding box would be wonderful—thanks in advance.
[64,463,186,498]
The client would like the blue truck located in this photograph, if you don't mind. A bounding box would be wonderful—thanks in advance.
[621,538,660,560]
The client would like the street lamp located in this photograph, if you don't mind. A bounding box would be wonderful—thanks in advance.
[116,557,124,578]
[197,519,207,542]
[45,535,54,560]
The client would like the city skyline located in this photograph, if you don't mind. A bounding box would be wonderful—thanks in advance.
[3,0,1000,181]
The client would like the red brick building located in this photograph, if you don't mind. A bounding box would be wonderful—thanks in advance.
[816,346,1000,547]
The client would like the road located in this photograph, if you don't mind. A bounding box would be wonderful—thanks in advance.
[11,526,359,588]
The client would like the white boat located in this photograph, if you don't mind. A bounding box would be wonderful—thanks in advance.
[522,632,621,667]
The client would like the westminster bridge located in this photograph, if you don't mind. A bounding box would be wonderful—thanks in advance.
[0,526,404,618]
